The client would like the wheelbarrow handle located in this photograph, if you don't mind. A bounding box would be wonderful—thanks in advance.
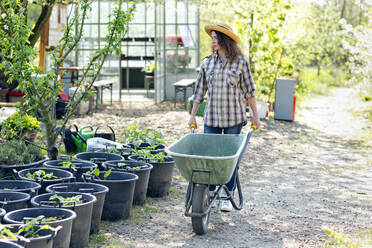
[190,124,196,134]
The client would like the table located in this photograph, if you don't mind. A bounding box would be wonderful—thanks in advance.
[93,80,113,109]
[59,66,84,85]
[173,79,196,109]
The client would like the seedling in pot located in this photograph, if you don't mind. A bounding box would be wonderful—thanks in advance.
[46,194,84,207]
[17,215,53,238]
[26,170,57,181]
[117,162,143,170]
[133,149,168,163]
[0,215,54,240]
[85,168,112,180]
[58,161,75,168]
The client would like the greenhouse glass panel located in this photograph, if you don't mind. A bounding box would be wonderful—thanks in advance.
[188,4,198,24]
[177,1,186,23]
[85,1,98,23]
[132,3,145,23]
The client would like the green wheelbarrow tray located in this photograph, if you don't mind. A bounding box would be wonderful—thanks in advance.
[165,133,249,185]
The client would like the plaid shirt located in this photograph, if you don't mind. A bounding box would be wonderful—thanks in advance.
[194,52,256,128]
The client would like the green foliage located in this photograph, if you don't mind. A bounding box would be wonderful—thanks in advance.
[341,19,372,87]
[323,228,372,248]
[117,162,147,170]
[119,121,165,147]
[58,160,74,168]
[49,194,83,207]
[0,216,52,240]
[234,0,293,101]
[26,170,57,181]
[0,139,41,165]
[0,111,40,140]
[133,149,168,163]
[85,168,112,179]
[17,216,51,238]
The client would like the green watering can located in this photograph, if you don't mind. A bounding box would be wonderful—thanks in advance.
[79,125,94,140]
[71,133,87,153]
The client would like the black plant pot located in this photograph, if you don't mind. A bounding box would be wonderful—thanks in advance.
[0,240,22,248]
[4,207,76,248]
[0,207,5,222]
[3,224,60,248]
[102,160,152,205]
[0,180,41,198]
[0,157,49,179]
[84,171,138,221]
[45,182,109,234]
[16,167,75,194]
[30,192,96,248]
[128,155,175,197]
[44,160,97,182]
[0,192,30,212]
[74,152,124,170]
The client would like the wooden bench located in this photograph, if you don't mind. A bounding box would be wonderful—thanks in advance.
[93,80,113,109]
[173,79,196,109]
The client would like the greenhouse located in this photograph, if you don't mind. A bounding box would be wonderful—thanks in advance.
[56,0,200,103]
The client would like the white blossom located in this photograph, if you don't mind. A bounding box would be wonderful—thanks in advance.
[1,13,6,19]
[4,25,8,30]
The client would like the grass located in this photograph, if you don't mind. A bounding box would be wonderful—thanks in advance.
[322,228,372,248]
[295,67,349,105]
[130,200,159,223]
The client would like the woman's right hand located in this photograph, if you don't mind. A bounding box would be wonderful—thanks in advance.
[188,115,197,129]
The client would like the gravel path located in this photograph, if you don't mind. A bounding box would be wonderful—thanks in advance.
[71,86,371,248]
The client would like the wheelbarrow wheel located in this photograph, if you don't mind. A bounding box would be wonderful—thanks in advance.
[191,184,210,235]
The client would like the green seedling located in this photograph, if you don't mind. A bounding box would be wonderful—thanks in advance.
[26,170,57,181]
[49,194,83,207]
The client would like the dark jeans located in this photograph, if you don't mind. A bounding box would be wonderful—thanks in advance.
[204,123,242,192]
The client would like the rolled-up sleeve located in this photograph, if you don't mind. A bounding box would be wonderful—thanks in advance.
[193,65,207,103]
[240,58,256,99]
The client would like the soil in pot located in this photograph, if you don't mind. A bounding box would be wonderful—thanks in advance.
[43,160,97,182]
[30,192,96,248]
[3,207,76,248]
[45,182,109,234]
[0,192,30,212]
[74,152,123,170]
[85,171,138,220]
[128,155,175,197]
[102,160,152,205]
[16,167,75,194]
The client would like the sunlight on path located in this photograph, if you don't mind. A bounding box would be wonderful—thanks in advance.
[297,87,368,140]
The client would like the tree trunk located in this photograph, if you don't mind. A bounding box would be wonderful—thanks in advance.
[29,1,57,48]
[340,0,346,19]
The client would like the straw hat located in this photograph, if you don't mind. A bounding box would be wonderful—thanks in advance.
[204,23,240,44]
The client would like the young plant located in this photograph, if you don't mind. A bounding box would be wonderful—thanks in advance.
[85,168,112,179]
[133,149,168,163]
[58,161,75,168]
[117,162,143,170]
[119,121,165,147]
[48,194,83,207]
[18,216,52,238]
[0,139,42,165]
[26,170,57,181]
[0,111,41,140]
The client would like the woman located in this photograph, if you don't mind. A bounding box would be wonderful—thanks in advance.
[188,23,260,212]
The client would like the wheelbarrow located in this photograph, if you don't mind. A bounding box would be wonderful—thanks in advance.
[165,125,255,235]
